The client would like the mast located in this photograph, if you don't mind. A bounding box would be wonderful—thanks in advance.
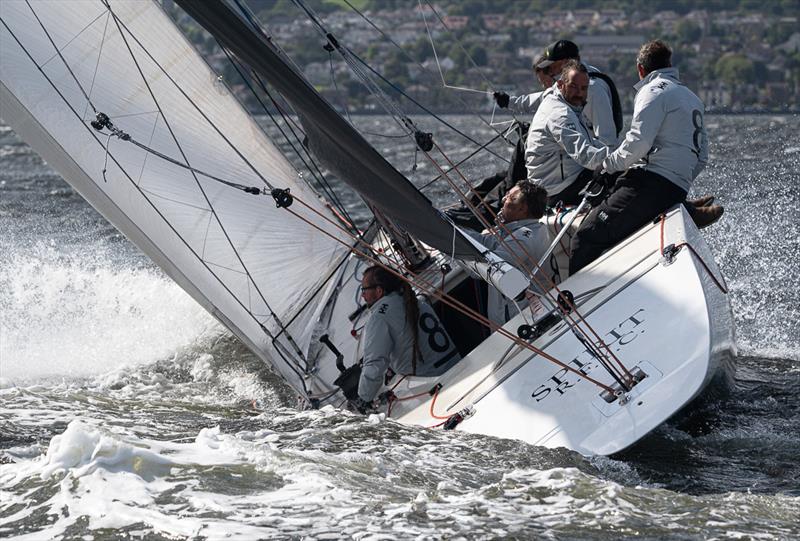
[174,0,483,262]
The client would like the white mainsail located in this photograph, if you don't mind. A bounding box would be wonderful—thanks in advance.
[0,0,352,393]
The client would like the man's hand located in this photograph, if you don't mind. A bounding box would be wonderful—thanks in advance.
[350,397,376,414]
[493,91,510,109]
[581,169,615,207]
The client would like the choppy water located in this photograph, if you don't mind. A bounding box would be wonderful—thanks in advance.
[1,115,799,540]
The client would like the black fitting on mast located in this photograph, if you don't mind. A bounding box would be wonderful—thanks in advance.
[324,33,339,52]
[271,188,293,208]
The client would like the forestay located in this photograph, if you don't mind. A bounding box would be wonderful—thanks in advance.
[0,0,352,393]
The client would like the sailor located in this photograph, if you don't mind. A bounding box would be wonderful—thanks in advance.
[494,54,555,114]
[464,180,551,325]
[355,265,461,411]
[525,61,612,207]
[535,39,623,146]
[569,40,723,275]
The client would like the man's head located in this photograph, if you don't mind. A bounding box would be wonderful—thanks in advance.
[532,54,554,89]
[556,60,590,108]
[536,39,580,81]
[360,265,402,307]
[501,180,548,223]
[636,40,672,79]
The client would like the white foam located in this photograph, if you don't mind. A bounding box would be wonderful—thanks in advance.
[0,245,222,380]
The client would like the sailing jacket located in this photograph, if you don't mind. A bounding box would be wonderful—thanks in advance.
[358,291,461,402]
[466,218,551,325]
[507,86,555,115]
[525,88,611,197]
[602,68,708,193]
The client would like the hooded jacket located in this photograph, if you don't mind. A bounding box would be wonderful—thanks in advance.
[602,68,708,192]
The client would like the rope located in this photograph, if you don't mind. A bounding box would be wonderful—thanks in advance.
[428,385,450,420]
[282,191,617,395]
[421,143,634,387]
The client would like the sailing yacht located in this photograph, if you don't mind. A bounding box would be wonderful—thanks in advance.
[0,0,735,455]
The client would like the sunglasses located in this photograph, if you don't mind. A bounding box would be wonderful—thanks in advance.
[360,284,381,292]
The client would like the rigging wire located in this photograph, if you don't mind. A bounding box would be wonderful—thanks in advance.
[266,0,632,387]
[215,42,358,230]
[339,0,512,156]
[12,0,331,392]
[276,191,618,395]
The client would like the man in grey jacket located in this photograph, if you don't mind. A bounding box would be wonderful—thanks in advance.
[356,266,461,408]
[465,181,551,325]
[569,40,723,275]
[525,61,611,206]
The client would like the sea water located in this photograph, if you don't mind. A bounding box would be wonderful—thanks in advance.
[1,116,799,539]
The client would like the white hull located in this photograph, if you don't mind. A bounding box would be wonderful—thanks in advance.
[316,207,735,456]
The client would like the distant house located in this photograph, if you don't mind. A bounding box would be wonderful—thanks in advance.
[574,34,646,63]
[482,14,506,31]
[442,15,469,30]
[780,32,800,54]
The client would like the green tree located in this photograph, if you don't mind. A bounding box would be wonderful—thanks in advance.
[714,54,755,86]
[468,44,488,66]
[675,20,702,42]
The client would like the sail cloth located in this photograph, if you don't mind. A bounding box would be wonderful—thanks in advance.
[0,0,353,394]
[174,0,483,261]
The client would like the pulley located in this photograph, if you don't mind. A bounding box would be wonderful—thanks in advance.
[414,130,433,152]
[271,188,293,208]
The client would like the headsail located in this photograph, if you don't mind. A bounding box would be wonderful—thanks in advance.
[0,0,352,393]
[174,0,483,261]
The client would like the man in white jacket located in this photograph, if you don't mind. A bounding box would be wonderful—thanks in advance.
[525,61,612,206]
[569,40,723,275]
[464,180,551,325]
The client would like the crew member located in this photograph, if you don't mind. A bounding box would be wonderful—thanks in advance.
[525,61,612,206]
[569,40,723,275]
[495,54,555,114]
[465,180,551,325]
[536,39,623,146]
[356,266,461,410]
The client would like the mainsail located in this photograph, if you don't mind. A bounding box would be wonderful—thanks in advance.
[174,0,483,261]
[0,0,353,393]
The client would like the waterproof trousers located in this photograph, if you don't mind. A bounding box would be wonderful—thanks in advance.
[569,168,687,275]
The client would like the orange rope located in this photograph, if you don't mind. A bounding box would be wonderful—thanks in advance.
[428,385,450,420]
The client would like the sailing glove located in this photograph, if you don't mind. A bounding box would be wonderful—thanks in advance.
[493,92,510,109]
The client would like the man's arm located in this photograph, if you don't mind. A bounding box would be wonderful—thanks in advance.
[508,91,545,114]
[550,112,610,171]
[603,92,664,174]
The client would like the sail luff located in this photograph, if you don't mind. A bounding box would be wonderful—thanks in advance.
[174,0,483,261]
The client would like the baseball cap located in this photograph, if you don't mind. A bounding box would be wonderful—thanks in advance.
[536,40,580,68]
